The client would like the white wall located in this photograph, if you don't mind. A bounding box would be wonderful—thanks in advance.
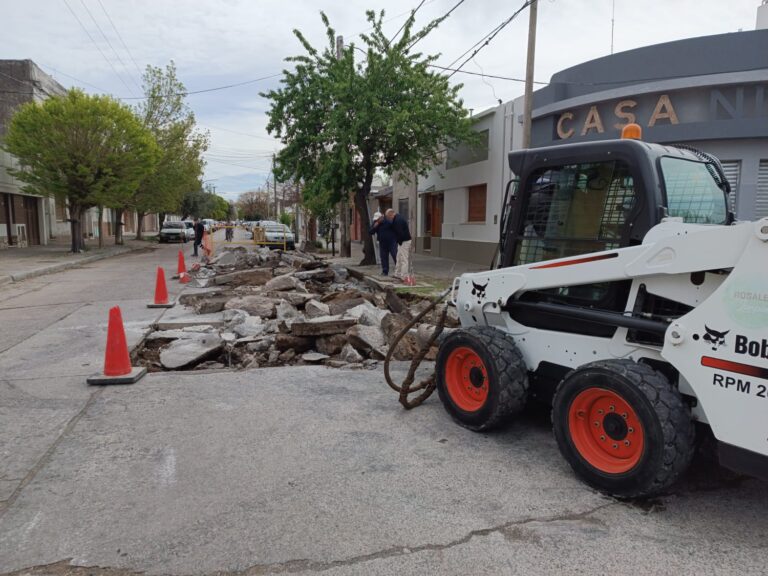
[418,100,519,244]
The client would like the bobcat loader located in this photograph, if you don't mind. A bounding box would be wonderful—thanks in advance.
[437,125,768,498]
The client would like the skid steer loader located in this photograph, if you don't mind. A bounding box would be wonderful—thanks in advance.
[437,124,768,498]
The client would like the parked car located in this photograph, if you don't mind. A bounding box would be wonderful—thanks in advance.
[183,221,196,241]
[202,218,215,233]
[255,223,295,250]
[158,221,188,243]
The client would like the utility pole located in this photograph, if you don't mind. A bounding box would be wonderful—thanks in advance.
[522,0,538,149]
[272,154,278,220]
[336,34,351,257]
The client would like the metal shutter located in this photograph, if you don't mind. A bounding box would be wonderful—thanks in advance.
[719,160,741,212]
[757,160,768,219]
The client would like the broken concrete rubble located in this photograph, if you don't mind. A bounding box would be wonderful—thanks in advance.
[301,351,330,363]
[346,324,386,360]
[136,246,456,372]
[291,316,357,337]
[214,268,272,286]
[304,299,330,318]
[265,273,300,292]
[159,333,223,370]
[224,295,277,318]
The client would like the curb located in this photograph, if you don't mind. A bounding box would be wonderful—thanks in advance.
[6,245,147,284]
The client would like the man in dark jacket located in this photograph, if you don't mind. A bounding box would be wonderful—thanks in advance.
[369,211,397,276]
[386,209,412,280]
[192,218,205,257]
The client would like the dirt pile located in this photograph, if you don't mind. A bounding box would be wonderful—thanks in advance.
[136,246,458,371]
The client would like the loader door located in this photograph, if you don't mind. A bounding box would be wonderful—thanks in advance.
[513,160,638,268]
[509,160,640,334]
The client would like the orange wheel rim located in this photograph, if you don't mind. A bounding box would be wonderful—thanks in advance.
[568,387,645,474]
[444,347,489,412]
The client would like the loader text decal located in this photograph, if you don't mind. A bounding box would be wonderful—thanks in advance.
[704,357,768,400]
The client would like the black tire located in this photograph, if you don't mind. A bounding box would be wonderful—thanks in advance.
[436,326,528,432]
[552,359,695,499]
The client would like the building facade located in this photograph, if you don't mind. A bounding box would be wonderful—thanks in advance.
[0,60,66,247]
[0,59,159,249]
[415,18,768,265]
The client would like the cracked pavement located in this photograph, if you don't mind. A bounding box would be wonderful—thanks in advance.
[1,247,767,575]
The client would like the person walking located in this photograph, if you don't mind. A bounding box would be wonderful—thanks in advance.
[369,211,397,276]
[225,220,234,242]
[192,217,205,257]
[387,208,412,281]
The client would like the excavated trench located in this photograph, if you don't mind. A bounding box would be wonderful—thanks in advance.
[133,246,458,373]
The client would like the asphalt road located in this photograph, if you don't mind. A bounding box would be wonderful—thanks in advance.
[1,244,767,575]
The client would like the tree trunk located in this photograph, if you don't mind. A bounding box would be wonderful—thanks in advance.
[69,203,86,253]
[97,206,103,249]
[354,172,376,265]
[136,211,145,240]
[114,208,124,245]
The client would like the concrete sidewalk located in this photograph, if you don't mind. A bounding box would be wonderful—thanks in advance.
[0,237,156,285]
[330,241,488,290]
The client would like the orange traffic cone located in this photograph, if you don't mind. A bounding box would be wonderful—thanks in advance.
[177,249,190,283]
[87,306,147,385]
[148,266,175,308]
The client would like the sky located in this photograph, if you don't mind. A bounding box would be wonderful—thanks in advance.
[3,0,763,200]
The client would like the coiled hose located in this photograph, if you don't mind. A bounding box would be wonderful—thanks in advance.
[383,288,451,409]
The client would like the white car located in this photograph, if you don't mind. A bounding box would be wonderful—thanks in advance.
[158,221,189,243]
[258,223,295,250]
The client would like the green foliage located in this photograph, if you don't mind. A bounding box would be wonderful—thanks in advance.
[209,194,230,220]
[3,89,157,251]
[278,211,293,226]
[132,62,209,219]
[262,9,475,262]
[179,188,227,219]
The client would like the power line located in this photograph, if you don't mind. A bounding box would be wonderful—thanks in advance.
[60,0,135,96]
[448,0,533,78]
[199,123,280,141]
[407,0,467,50]
[118,72,282,100]
[389,0,426,44]
[96,0,144,80]
[429,64,547,84]
[78,0,142,92]
[37,63,110,93]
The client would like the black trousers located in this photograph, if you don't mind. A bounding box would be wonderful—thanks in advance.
[379,241,397,274]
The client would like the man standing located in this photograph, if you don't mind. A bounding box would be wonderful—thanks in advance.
[369,211,397,276]
[387,208,412,281]
[192,217,205,258]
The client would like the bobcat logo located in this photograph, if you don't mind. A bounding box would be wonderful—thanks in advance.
[471,280,488,304]
[703,325,729,351]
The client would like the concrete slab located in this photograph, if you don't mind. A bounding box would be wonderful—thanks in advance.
[0,365,766,575]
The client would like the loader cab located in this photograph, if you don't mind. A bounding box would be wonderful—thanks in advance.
[497,136,731,334]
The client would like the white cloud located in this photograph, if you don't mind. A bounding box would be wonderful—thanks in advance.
[5,0,762,197]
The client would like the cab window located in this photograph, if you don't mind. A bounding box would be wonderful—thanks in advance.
[514,160,637,267]
[660,157,727,224]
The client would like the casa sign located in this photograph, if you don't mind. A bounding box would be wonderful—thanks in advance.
[556,94,678,139]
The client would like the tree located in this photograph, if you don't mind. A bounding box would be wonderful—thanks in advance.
[3,89,157,252]
[237,189,270,221]
[209,194,230,221]
[263,10,475,264]
[132,62,209,239]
